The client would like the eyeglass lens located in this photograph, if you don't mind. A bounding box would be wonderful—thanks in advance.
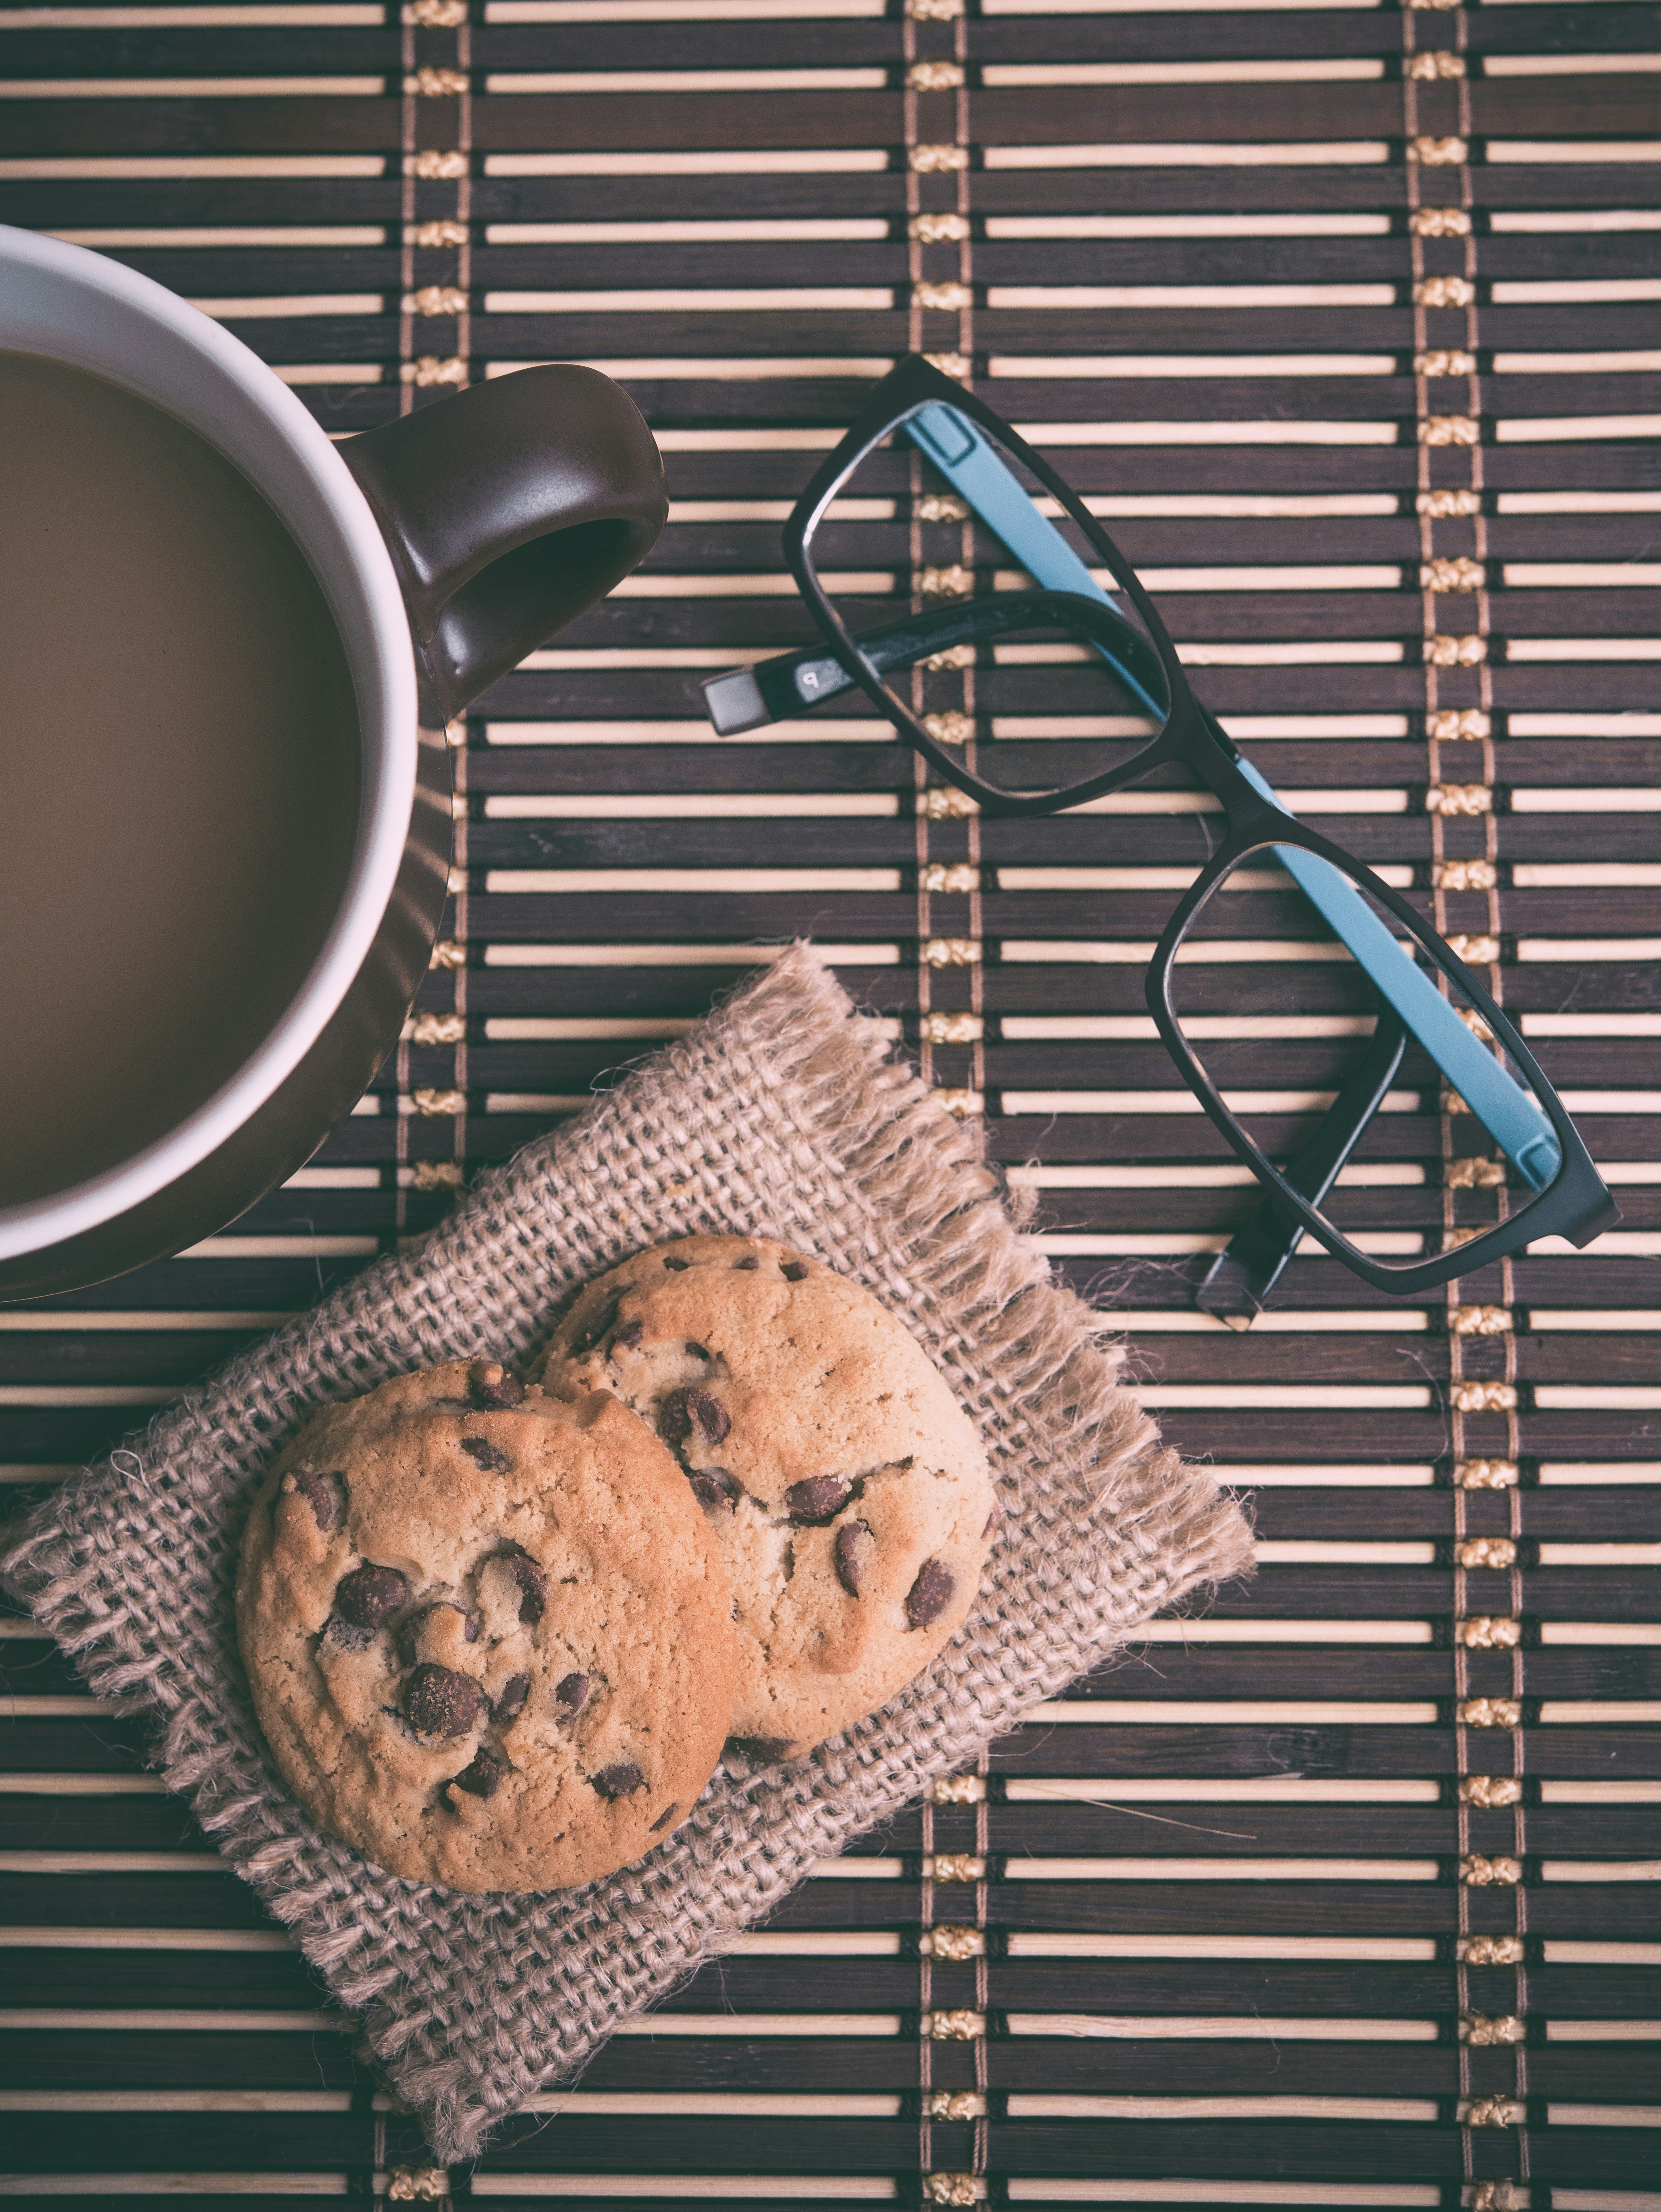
[1170,852,1563,1279]
[800,400,1174,798]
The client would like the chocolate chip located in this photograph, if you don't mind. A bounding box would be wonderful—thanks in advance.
[468,1358,524,1411]
[688,1468,739,1513]
[499,1546,548,1625]
[494,1672,531,1723]
[649,1802,679,1833]
[663,1255,690,1271]
[555,1671,593,1718]
[781,1260,808,1281]
[459,1436,511,1474]
[728,1735,794,1764]
[592,1760,645,1798]
[612,1320,644,1351]
[833,1519,874,1596]
[569,1294,620,1356]
[448,1746,508,1801]
[323,1615,374,1653]
[785,1475,852,1525]
[286,1466,344,1534]
[982,1499,1002,1542]
[334,1564,408,1629]
[905,1557,955,1629]
[395,1601,480,1667]
[404,1662,482,1738]
[732,1255,760,1270]
[686,1340,711,1361]
[660,1385,730,1448]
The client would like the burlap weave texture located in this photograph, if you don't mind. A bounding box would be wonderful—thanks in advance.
[2,945,1253,2163]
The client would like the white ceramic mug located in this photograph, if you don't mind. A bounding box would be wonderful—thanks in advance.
[0,225,666,1299]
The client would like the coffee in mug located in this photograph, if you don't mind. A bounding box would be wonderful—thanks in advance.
[0,349,361,1209]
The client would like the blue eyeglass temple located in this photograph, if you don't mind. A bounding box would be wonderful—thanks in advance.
[906,401,1563,1193]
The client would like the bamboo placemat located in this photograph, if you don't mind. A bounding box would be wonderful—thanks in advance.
[0,0,1657,2206]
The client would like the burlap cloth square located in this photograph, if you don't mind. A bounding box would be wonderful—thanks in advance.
[2,943,1252,2164]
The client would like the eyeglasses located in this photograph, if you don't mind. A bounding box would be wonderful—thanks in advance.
[700,355,1620,1321]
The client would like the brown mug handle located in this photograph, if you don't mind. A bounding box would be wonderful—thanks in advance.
[341,363,667,724]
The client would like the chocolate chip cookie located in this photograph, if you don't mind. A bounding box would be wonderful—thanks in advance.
[236,1359,738,1891]
[536,1236,998,1758]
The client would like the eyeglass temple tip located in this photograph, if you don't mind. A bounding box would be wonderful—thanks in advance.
[699,666,768,737]
[1195,1251,1266,1331]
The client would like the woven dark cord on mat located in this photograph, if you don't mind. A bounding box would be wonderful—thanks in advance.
[904,0,983,2193]
[1,945,1251,2165]
[1405,6,1534,2190]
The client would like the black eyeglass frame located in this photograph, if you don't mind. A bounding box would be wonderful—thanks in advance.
[778,355,1619,1299]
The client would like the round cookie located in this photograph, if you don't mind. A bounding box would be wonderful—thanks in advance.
[535,1235,997,1758]
[236,1358,738,1891]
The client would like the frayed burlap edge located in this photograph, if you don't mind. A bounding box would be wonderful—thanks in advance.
[2,942,1253,2165]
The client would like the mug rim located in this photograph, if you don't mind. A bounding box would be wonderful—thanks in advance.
[0,225,418,1264]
